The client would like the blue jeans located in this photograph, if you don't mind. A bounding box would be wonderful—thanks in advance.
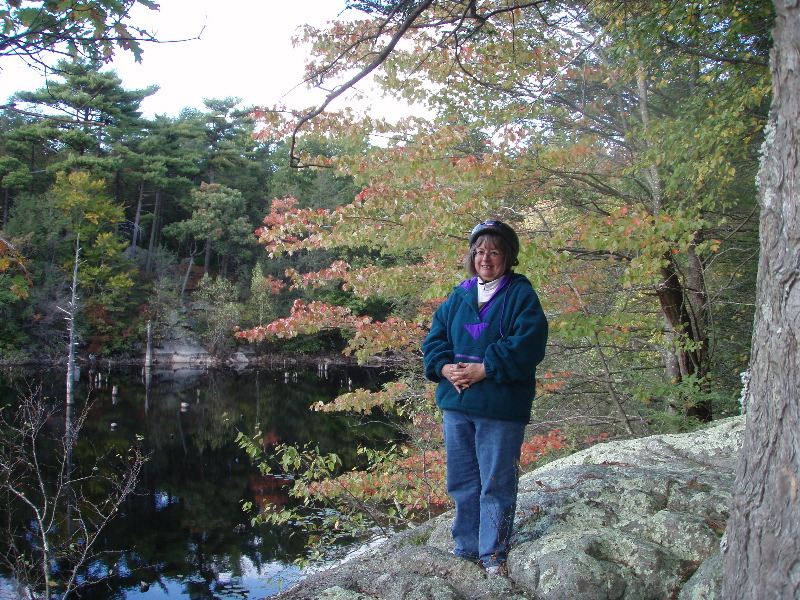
[443,409,526,567]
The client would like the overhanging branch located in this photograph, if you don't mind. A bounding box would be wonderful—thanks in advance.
[288,0,552,168]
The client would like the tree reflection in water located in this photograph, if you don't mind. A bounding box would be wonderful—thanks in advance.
[0,364,397,600]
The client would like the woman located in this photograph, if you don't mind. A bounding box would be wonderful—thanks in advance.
[422,220,548,575]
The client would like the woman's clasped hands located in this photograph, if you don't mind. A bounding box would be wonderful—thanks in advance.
[443,362,487,393]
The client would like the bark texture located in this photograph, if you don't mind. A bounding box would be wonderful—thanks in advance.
[722,1,800,597]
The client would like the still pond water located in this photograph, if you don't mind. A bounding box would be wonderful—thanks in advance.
[0,362,398,600]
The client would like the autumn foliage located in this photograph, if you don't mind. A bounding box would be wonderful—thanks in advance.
[234,0,768,561]
[0,236,32,300]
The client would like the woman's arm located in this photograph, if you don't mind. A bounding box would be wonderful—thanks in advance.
[484,286,549,382]
[422,297,456,382]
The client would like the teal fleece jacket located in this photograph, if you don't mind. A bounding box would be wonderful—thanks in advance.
[422,272,548,423]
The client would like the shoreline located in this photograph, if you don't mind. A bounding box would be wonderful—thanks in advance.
[0,351,415,371]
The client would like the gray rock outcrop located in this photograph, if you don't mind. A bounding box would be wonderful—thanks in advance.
[270,417,744,600]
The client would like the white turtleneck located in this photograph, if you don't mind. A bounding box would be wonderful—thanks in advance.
[477,274,508,308]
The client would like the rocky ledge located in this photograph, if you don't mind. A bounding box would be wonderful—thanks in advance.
[271,417,744,600]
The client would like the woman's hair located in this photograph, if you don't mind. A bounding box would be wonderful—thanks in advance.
[463,232,519,277]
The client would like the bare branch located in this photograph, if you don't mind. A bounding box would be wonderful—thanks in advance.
[289,0,551,167]
[289,0,435,167]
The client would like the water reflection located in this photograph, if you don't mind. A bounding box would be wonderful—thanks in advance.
[0,363,397,600]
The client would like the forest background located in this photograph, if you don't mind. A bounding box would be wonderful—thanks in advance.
[0,0,778,587]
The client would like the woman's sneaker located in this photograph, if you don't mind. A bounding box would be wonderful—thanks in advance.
[484,563,508,576]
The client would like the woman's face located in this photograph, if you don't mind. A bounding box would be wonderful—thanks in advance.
[473,239,506,282]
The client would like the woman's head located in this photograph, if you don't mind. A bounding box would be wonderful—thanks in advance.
[464,220,520,280]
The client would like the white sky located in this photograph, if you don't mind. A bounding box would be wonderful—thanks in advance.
[0,0,413,120]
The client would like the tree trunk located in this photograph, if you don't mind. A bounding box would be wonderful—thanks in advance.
[636,62,711,420]
[181,245,197,305]
[65,234,80,406]
[204,238,212,274]
[131,181,145,249]
[655,251,711,420]
[145,320,153,368]
[221,253,229,277]
[722,1,800,597]
[146,189,162,274]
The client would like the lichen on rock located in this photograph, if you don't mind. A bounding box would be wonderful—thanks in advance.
[269,417,744,600]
